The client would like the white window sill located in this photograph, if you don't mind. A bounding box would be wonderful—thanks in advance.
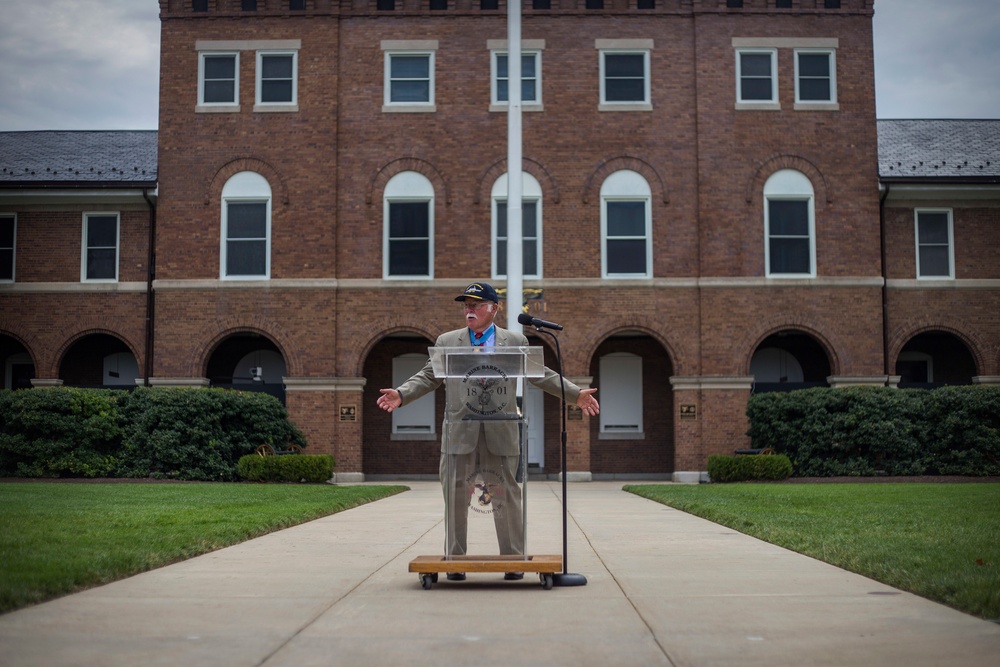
[599,431,645,440]
[254,104,299,113]
[598,103,653,112]
[794,102,840,111]
[196,105,241,113]
[735,102,781,111]
[489,104,545,113]
[383,105,437,113]
[391,432,437,441]
[765,273,816,280]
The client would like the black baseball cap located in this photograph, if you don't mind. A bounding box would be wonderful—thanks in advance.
[455,282,499,303]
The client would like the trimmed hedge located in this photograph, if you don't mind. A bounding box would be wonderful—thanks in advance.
[708,454,793,483]
[747,385,1000,477]
[237,454,334,483]
[0,387,308,481]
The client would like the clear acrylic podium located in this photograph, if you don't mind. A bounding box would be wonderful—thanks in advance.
[408,346,562,589]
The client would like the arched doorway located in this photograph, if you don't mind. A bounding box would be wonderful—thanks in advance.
[1,335,34,390]
[206,332,287,403]
[895,331,977,388]
[750,330,831,393]
[59,333,139,387]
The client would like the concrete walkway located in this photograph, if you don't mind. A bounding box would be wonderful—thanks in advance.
[1,481,998,666]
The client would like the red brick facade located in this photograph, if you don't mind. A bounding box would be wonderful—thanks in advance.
[3,0,998,481]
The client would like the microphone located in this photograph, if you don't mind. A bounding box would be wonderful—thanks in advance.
[517,312,564,331]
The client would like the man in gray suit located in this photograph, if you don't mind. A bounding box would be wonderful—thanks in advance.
[376,282,599,579]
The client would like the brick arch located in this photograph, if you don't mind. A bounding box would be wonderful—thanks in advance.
[204,156,290,207]
[365,157,451,206]
[53,328,144,379]
[888,321,987,377]
[745,153,832,205]
[738,318,842,377]
[351,324,440,378]
[473,157,561,205]
[582,156,669,205]
[0,326,42,376]
[194,320,297,378]
[576,317,680,377]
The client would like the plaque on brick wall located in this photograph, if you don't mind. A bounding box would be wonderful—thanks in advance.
[339,405,357,422]
[566,405,583,421]
[680,404,697,420]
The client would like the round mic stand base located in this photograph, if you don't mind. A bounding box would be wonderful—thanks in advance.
[552,572,588,587]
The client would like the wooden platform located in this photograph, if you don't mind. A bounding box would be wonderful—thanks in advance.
[409,554,563,589]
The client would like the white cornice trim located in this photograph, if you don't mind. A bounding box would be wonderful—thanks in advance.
[0,282,147,293]
[284,377,367,392]
[670,376,754,391]
[887,279,1000,289]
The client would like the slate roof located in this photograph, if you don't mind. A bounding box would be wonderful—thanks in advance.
[0,130,157,187]
[877,119,1000,183]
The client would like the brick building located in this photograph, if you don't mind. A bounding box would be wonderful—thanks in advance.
[1,0,997,481]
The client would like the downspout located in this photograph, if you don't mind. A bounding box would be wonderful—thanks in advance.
[879,182,890,380]
[142,187,156,387]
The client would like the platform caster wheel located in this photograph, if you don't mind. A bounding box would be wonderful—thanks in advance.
[420,574,436,590]
[540,573,554,590]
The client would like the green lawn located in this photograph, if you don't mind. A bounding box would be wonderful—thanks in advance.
[0,482,407,615]
[624,483,1000,621]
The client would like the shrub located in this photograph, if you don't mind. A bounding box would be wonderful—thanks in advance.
[237,454,334,483]
[708,454,793,483]
[0,388,123,477]
[116,387,307,481]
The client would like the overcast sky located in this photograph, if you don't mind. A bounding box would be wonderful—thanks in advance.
[0,0,997,131]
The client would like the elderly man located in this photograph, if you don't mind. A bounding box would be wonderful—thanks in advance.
[377,282,599,579]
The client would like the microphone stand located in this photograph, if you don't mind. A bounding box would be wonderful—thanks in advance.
[532,326,587,587]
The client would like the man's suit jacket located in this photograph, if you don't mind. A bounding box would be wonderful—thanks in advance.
[396,326,582,455]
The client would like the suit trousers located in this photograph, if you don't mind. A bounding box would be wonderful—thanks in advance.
[439,428,524,558]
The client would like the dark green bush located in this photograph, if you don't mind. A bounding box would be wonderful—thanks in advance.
[708,454,792,483]
[237,453,334,483]
[747,386,1000,477]
[117,387,307,481]
[0,388,123,477]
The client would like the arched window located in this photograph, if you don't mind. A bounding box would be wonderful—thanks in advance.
[221,171,271,279]
[764,169,815,278]
[384,172,434,279]
[601,170,652,278]
[492,172,542,279]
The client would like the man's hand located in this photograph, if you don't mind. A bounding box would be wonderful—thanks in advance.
[576,388,599,416]
[377,388,402,413]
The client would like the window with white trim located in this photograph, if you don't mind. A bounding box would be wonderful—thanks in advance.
[384,171,434,279]
[256,50,297,107]
[764,169,815,278]
[601,170,652,278]
[600,50,650,106]
[915,209,954,279]
[0,214,14,282]
[392,353,435,436]
[383,44,436,111]
[492,172,542,279]
[492,50,541,106]
[795,49,836,104]
[82,212,119,282]
[199,52,239,106]
[599,352,643,436]
[221,172,271,279]
[736,48,777,104]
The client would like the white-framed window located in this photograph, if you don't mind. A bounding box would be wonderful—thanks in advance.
[795,49,836,105]
[492,172,542,279]
[764,169,816,278]
[601,170,652,278]
[915,209,954,279]
[599,49,651,108]
[221,171,271,280]
[599,352,643,436]
[736,48,778,105]
[256,50,297,108]
[0,213,14,282]
[198,52,239,106]
[81,212,119,282]
[382,42,437,111]
[491,50,542,107]
[392,353,435,436]
[384,171,434,279]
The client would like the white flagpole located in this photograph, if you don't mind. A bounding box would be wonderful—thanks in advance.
[506,0,523,336]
